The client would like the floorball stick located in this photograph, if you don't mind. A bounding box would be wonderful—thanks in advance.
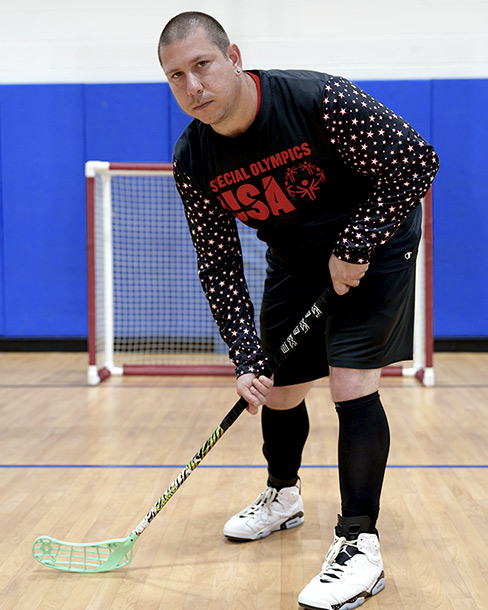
[32,288,332,573]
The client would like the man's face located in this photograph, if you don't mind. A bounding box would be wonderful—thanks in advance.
[160,27,240,129]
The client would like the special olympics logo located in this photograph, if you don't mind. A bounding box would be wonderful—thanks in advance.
[284,162,326,201]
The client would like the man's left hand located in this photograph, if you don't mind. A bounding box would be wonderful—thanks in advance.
[328,253,369,295]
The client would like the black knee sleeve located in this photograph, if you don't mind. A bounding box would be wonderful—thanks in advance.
[335,391,390,531]
[261,400,309,488]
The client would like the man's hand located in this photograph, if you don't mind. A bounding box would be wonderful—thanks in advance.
[329,253,369,295]
[236,372,274,415]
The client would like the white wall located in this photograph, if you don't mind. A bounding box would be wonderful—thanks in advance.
[0,0,487,83]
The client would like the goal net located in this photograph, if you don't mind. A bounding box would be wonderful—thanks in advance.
[86,161,434,386]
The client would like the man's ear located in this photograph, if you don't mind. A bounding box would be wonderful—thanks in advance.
[227,43,243,72]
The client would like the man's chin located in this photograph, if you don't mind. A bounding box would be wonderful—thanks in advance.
[191,111,223,127]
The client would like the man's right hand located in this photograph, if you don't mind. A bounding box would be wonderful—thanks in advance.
[236,372,274,415]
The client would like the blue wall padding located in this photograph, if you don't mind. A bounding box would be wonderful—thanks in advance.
[0,98,4,336]
[0,85,86,336]
[84,83,173,162]
[0,80,485,339]
[431,80,488,337]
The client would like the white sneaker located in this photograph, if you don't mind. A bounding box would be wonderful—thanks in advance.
[298,527,385,610]
[223,484,304,541]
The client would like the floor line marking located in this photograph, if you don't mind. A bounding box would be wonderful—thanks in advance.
[0,464,487,469]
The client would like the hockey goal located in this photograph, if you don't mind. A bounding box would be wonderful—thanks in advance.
[86,161,434,386]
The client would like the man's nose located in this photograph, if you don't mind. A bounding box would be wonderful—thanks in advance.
[187,72,203,96]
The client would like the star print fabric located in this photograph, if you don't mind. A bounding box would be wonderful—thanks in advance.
[174,162,266,377]
[323,77,439,264]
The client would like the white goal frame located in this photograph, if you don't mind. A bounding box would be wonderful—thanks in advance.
[86,161,434,386]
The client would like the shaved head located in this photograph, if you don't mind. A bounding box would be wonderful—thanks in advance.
[158,12,230,63]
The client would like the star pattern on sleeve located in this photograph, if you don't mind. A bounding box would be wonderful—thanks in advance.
[322,76,439,263]
[173,159,267,377]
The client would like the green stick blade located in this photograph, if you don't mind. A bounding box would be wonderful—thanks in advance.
[32,534,136,573]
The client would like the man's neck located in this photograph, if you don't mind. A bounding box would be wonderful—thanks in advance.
[212,72,258,138]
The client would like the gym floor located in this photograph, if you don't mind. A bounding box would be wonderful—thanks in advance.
[0,352,487,609]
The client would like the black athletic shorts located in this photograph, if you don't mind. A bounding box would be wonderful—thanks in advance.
[259,252,417,387]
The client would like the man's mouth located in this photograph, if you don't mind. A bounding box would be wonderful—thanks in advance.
[193,100,213,111]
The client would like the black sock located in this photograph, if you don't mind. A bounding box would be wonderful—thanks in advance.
[261,400,309,489]
[335,391,390,532]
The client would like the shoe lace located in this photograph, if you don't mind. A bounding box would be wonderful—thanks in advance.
[240,487,278,518]
[319,536,361,582]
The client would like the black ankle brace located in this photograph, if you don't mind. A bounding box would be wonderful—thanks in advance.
[335,514,379,540]
[267,473,299,491]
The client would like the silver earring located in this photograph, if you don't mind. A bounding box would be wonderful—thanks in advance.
[236,69,241,74]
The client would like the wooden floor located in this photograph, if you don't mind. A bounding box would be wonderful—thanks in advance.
[0,352,487,609]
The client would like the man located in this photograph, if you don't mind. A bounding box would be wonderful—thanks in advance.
[158,12,439,610]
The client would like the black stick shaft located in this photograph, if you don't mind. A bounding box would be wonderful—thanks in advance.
[220,288,331,431]
[133,287,332,536]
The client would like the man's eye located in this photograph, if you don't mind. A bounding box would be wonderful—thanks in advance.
[197,61,209,68]
[171,72,182,80]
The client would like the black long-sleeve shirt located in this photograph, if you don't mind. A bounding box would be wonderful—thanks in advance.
[173,70,439,376]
